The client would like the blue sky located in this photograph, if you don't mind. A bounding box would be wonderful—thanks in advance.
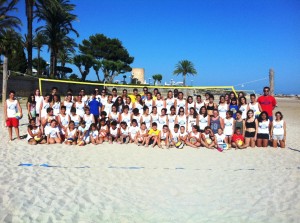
[14,0,300,94]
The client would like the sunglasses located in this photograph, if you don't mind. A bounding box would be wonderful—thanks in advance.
[264,90,269,92]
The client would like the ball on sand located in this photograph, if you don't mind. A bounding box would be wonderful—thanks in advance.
[175,141,184,149]
[237,140,244,146]
[206,138,212,145]
[34,136,41,141]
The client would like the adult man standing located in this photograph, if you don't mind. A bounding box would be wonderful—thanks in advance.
[257,86,277,121]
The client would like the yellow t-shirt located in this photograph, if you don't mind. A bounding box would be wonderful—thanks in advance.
[128,94,136,103]
[148,128,160,136]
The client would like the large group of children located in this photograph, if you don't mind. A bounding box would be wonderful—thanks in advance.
[4,85,286,150]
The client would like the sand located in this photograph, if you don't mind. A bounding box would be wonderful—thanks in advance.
[0,98,299,223]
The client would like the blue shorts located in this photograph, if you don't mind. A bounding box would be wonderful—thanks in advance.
[269,116,273,122]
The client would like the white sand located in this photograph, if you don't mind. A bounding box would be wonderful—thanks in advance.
[0,98,299,222]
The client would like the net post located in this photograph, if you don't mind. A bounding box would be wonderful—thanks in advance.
[39,78,42,95]
[231,86,238,97]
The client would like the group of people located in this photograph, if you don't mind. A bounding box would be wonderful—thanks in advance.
[4,85,286,150]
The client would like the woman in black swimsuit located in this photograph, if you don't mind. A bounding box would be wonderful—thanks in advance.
[244,109,258,148]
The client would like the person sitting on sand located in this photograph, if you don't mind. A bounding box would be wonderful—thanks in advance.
[4,90,23,141]
[179,126,188,144]
[169,124,180,147]
[215,128,227,150]
[27,119,46,145]
[129,119,139,143]
[201,126,216,149]
[145,122,160,148]
[231,127,247,149]
[89,123,100,145]
[271,111,286,148]
[65,121,77,145]
[46,120,62,144]
[118,121,130,144]
[77,121,89,146]
[157,125,170,148]
[108,121,119,144]
[99,118,109,144]
[136,122,148,146]
[186,125,201,148]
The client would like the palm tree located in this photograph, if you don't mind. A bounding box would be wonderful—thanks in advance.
[33,32,47,75]
[0,0,21,35]
[35,0,78,77]
[0,0,22,112]
[173,60,197,86]
[25,0,34,76]
[152,74,163,85]
[57,36,76,78]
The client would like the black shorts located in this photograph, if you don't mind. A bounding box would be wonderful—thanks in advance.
[257,133,269,140]
[245,131,255,138]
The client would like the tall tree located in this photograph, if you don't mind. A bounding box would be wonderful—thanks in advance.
[0,0,22,116]
[173,60,197,86]
[32,57,47,75]
[73,54,94,81]
[25,0,34,75]
[152,74,163,85]
[92,60,102,82]
[33,32,47,75]
[79,34,134,83]
[57,36,76,78]
[35,0,78,78]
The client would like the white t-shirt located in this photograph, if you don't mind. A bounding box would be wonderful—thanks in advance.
[6,99,18,118]
[46,127,60,138]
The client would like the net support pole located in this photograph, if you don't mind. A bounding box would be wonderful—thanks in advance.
[39,78,43,95]
[2,57,8,128]
[269,68,274,96]
[231,86,238,98]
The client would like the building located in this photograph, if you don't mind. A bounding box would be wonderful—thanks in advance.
[131,68,145,84]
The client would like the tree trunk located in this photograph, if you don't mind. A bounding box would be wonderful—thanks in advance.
[2,56,8,127]
[26,0,33,76]
[50,49,54,77]
[95,71,100,82]
[183,74,186,86]
[269,68,274,96]
[37,48,41,76]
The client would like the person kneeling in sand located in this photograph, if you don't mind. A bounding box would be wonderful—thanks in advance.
[185,125,201,148]
[231,127,247,149]
[46,120,62,144]
[129,119,140,143]
[108,121,119,144]
[89,123,100,145]
[201,126,216,149]
[27,119,46,145]
[145,122,160,148]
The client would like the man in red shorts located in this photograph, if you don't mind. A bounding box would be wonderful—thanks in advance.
[257,86,277,122]
[4,91,23,141]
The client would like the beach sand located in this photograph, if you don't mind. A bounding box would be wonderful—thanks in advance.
[0,98,299,223]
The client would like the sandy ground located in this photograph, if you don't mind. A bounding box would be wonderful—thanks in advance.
[0,98,299,223]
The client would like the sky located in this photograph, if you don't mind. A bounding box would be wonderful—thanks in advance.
[13,0,300,94]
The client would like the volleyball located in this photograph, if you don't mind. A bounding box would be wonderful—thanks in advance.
[15,113,22,120]
[77,140,85,146]
[219,143,228,150]
[67,138,74,142]
[34,136,41,142]
[237,140,244,146]
[190,137,197,144]
[206,138,212,145]
[175,141,184,149]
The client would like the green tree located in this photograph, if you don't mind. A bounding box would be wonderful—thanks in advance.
[152,74,163,85]
[25,0,34,75]
[173,60,197,86]
[79,33,134,83]
[35,0,78,78]
[8,36,27,73]
[33,32,47,75]
[57,36,76,78]
[73,54,94,81]
[92,60,102,82]
[69,73,79,81]
[32,57,47,75]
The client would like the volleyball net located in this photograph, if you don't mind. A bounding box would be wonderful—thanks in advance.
[39,78,239,97]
